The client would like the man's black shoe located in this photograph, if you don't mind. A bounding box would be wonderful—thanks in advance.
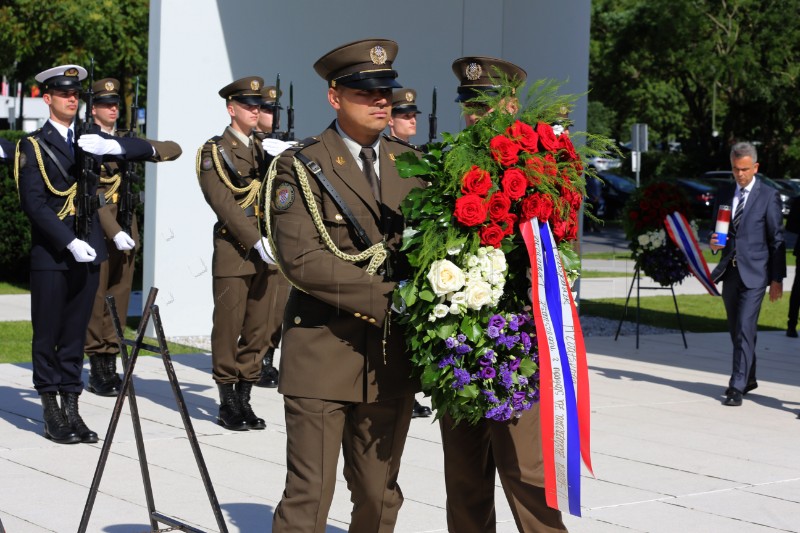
[787,328,798,338]
[412,400,432,418]
[743,380,758,395]
[724,390,743,406]
[255,348,279,388]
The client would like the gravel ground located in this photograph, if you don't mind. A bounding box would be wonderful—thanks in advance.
[579,314,680,337]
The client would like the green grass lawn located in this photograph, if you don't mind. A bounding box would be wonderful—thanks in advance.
[582,249,795,264]
[580,293,789,333]
[0,281,30,294]
[581,270,630,278]
[0,321,206,364]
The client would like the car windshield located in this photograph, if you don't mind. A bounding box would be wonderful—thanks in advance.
[601,173,636,193]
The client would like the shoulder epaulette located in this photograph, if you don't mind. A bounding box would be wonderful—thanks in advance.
[383,133,419,151]
[291,136,320,153]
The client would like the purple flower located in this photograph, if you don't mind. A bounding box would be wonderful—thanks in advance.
[486,401,512,421]
[481,389,499,403]
[438,355,455,368]
[445,337,457,349]
[512,391,527,411]
[456,334,467,343]
[508,314,520,331]
[518,376,529,387]
[520,332,531,353]
[509,358,521,372]
[479,367,496,379]
[456,343,472,355]
[497,334,519,350]
[479,354,494,367]
[487,325,502,339]
[452,368,471,389]
[488,314,506,330]
[498,363,513,390]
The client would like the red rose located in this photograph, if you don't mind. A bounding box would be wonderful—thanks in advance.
[551,218,569,242]
[501,168,528,200]
[461,165,493,197]
[499,212,518,236]
[520,193,554,222]
[536,122,559,152]
[524,157,544,186]
[487,191,512,222]
[490,135,520,167]
[506,120,539,153]
[454,194,488,227]
[557,133,579,162]
[480,223,506,248]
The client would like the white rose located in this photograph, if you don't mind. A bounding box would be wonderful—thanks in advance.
[449,303,462,315]
[490,287,504,306]
[447,243,464,256]
[477,247,488,257]
[465,280,493,310]
[466,267,482,282]
[637,234,650,247]
[466,254,480,268]
[450,291,467,306]
[427,259,466,296]
[478,255,493,276]
[432,303,450,318]
[489,249,507,274]
[488,270,505,286]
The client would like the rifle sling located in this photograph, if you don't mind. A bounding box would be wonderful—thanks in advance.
[294,152,373,251]
[211,137,241,181]
[33,137,71,183]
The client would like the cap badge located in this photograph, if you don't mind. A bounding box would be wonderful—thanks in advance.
[335,156,346,166]
[405,91,414,102]
[269,89,277,98]
[250,80,260,90]
[465,63,482,81]
[104,81,114,91]
[65,68,79,77]
[369,46,387,65]
[389,153,396,161]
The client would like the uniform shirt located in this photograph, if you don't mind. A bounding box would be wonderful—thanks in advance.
[337,121,381,181]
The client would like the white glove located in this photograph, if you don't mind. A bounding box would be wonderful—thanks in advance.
[77,134,123,156]
[552,124,565,136]
[262,138,294,157]
[67,238,97,262]
[112,231,136,251]
[253,238,276,265]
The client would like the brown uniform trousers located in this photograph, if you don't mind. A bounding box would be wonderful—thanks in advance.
[440,405,568,533]
[197,127,285,383]
[85,139,182,357]
[269,125,425,532]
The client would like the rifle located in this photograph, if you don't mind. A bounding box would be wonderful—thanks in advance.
[428,86,437,145]
[74,58,99,241]
[268,73,282,139]
[119,76,142,236]
[285,82,295,141]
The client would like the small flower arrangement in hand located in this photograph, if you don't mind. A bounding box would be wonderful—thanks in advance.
[622,181,694,286]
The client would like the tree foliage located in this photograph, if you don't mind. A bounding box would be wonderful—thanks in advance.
[590,0,800,178]
[0,0,149,127]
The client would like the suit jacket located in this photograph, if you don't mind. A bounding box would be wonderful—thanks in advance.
[710,180,786,287]
[270,124,426,402]
[197,127,268,277]
[16,121,155,271]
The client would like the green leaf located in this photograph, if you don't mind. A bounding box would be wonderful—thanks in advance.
[460,316,484,344]
[418,289,436,302]
[457,384,479,399]
[518,357,537,376]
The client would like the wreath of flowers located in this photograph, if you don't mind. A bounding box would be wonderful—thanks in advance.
[622,181,694,286]
[394,79,612,425]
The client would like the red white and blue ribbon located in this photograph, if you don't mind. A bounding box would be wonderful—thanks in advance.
[521,218,592,517]
[664,212,720,296]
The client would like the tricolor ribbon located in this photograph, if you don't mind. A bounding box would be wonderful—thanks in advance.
[664,212,720,296]
[521,218,592,517]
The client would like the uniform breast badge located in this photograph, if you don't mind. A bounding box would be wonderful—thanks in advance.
[274,182,295,210]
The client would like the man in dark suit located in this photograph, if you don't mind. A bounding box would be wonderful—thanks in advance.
[16,64,155,444]
[710,141,786,407]
[268,39,425,532]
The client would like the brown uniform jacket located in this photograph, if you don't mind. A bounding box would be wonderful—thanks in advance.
[197,127,268,277]
[98,137,182,241]
[269,123,426,402]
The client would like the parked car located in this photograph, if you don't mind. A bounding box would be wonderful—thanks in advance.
[586,154,622,172]
[774,178,800,196]
[675,178,716,219]
[700,171,798,216]
[597,171,636,220]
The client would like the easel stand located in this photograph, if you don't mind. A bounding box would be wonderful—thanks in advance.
[79,287,228,533]
[614,264,688,349]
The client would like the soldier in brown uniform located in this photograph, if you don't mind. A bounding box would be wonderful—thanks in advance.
[439,57,567,533]
[197,76,275,431]
[267,39,425,532]
[84,78,182,396]
[388,88,421,144]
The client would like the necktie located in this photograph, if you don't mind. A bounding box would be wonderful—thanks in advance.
[66,129,75,156]
[731,187,746,236]
[359,146,381,202]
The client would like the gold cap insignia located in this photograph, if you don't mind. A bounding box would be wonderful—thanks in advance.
[104,81,114,91]
[251,80,260,90]
[335,156,346,166]
[389,153,396,161]
[370,46,387,65]
[269,88,277,98]
[65,68,79,77]
[466,63,482,81]
[405,91,414,102]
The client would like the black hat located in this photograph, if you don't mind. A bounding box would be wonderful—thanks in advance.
[392,88,421,115]
[451,57,527,103]
[35,64,87,92]
[260,85,283,110]
[90,78,121,104]
[314,39,402,90]
[219,76,264,106]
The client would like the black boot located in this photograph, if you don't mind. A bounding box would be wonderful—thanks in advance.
[104,353,123,389]
[87,355,117,397]
[236,381,266,430]
[61,392,99,443]
[412,399,432,418]
[40,392,80,444]
[217,383,248,431]
[255,348,279,388]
